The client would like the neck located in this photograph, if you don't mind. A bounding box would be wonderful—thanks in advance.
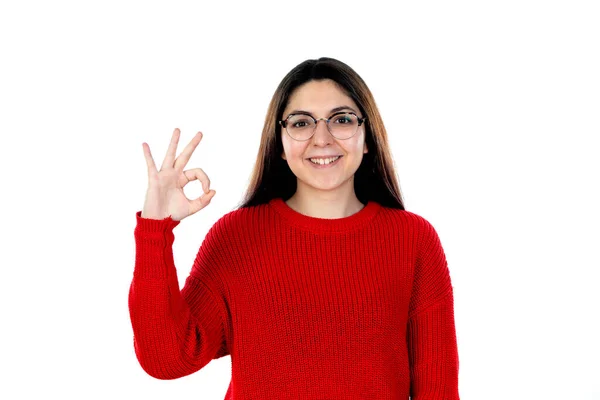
[285,181,365,219]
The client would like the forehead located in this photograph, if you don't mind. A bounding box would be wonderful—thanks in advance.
[283,79,358,115]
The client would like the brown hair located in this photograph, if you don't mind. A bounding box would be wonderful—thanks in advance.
[237,57,405,210]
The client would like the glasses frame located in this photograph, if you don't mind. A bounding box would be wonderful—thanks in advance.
[278,111,367,141]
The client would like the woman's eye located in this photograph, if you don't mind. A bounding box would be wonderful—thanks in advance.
[335,116,351,124]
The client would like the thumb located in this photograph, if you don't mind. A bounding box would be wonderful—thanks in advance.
[189,190,216,215]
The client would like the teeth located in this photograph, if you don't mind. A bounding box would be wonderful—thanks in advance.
[309,156,340,165]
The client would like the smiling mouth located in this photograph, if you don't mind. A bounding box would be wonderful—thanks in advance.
[307,155,342,165]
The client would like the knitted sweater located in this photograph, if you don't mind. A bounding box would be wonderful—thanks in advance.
[129,197,460,399]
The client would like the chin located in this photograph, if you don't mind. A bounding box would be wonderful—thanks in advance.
[298,176,353,193]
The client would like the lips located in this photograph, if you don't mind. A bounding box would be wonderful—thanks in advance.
[306,155,342,160]
[306,155,343,167]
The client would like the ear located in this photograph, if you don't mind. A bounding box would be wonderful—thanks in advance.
[281,151,287,160]
[363,141,368,154]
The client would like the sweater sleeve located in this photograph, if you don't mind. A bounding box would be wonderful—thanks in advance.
[406,217,460,399]
[128,211,229,380]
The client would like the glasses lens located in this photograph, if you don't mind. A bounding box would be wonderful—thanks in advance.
[286,114,315,140]
[329,113,359,139]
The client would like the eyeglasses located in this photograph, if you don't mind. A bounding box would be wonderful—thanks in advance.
[278,112,367,141]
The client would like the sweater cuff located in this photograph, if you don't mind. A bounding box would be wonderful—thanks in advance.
[135,210,181,232]
[134,210,181,279]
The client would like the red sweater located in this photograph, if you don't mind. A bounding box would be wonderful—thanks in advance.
[129,197,460,399]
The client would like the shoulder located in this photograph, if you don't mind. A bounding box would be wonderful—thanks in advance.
[375,206,444,254]
[375,206,437,234]
[192,203,269,270]
[206,202,271,238]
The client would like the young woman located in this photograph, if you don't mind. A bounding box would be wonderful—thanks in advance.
[130,57,460,399]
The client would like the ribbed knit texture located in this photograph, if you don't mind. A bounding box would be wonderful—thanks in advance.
[129,198,460,399]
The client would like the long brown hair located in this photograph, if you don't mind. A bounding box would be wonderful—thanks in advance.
[238,57,405,210]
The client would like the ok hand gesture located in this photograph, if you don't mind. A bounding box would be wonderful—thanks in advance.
[141,128,216,221]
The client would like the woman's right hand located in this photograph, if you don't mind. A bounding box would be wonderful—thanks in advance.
[141,128,216,221]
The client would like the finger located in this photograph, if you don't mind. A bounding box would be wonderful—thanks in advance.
[161,128,180,170]
[189,190,216,215]
[184,168,211,194]
[174,131,203,171]
[142,142,158,175]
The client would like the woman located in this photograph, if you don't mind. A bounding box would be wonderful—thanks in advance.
[130,57,460,399]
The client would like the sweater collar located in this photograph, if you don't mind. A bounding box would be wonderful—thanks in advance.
[268,197,381,233]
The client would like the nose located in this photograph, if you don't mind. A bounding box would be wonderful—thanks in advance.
[311,118,333,146]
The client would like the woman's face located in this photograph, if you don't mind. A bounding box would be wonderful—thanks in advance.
[280,79,368,196]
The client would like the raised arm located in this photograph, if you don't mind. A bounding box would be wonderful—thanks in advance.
[128,211,229,379]
[407,217,460,399]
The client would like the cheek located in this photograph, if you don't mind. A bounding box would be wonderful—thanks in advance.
[346,137,366,155]
[281,133,291,159]
[354,133,368,154]
[282,138,306,160]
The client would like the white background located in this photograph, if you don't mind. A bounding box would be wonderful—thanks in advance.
[1,0,598,399]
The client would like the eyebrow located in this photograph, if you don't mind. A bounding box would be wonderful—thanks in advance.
[287,105,358,116]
